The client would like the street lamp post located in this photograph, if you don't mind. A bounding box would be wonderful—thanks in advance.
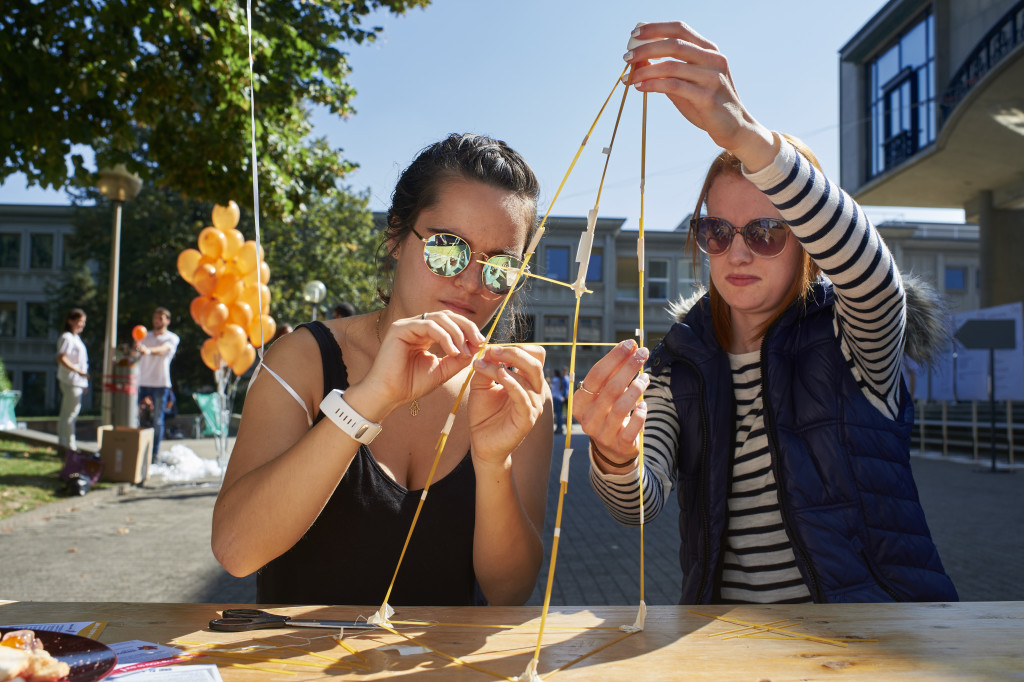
[303,280,327,321]
[96,164,142,426]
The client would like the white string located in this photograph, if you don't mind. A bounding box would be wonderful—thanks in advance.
[245,1,266,350]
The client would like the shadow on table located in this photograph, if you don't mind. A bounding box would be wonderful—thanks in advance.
[193,605,689,679]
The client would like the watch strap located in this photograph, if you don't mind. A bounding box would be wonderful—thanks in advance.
[319,389,382,444]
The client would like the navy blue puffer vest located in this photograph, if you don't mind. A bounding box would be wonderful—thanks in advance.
[649,283,958,604]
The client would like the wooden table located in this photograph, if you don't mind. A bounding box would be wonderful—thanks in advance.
[1,601,1022,680]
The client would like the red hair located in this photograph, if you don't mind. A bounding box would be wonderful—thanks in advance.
[688,134,823,350]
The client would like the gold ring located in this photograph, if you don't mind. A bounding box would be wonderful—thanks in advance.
[576,381,597,396]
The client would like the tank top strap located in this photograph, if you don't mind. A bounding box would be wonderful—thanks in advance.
[297,321,350,425]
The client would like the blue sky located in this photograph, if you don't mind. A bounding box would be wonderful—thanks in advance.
[1,1,964,229]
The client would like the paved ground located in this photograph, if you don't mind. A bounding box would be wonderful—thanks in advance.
[2,428,1022,607]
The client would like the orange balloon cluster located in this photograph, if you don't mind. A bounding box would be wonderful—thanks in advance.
[177,201,275,376]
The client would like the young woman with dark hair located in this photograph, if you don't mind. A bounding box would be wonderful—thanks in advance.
[55,308,88,452]
[213,133,553,607]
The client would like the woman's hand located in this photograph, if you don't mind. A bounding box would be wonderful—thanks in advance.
[624,21,777,172]
[354,310,486,420]
[467,344,547,467]
[572,340,650,469]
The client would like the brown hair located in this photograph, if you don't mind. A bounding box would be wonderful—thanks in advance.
[688,133,823,350]
[63,308,86,333]
[375,133,540,340]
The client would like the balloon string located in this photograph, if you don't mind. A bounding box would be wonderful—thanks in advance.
[245,0,266,352]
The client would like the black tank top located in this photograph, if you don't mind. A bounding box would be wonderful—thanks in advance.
[256,321,479,606]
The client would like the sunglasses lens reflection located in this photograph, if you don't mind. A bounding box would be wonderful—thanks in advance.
[746,219,788,257]
[423,235,471,276]
[483,256,527,295]
[422,233,527,294]
[696,218,787,257]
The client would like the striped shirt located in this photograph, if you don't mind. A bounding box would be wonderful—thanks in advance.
[591,137,905,603]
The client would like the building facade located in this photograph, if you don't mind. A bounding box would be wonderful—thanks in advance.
[877,219,980,313]
[0,202,979,415]
[0,204,82,416]
[838,0,1024,307]
[519,215,701,377]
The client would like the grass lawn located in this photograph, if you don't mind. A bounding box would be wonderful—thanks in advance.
[0,439,113,519]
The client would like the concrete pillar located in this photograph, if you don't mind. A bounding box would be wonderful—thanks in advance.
[976,189,1024,308]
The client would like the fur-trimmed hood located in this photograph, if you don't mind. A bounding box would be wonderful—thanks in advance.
[664,273,948,367]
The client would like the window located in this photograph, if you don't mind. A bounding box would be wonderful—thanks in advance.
[678,257,701,292]
[578,317,601,343]
[21,371,47,417]
[616,257,639,300]
[945,266,967,292]
[544,315,569,342]
[587,247,603,283]
[0,233,20,269]
[0,302,16,337]
[29,233,54,269]
[868,11,935,176]
[545,246,570,282]
[647,259,670,300]
[26,302,51,338]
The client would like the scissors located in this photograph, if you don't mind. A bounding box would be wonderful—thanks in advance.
[208,608,380,632]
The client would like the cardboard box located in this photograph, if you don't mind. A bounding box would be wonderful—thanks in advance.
[97,426,154,483]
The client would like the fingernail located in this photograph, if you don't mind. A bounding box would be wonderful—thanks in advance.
[473,358,487,370]
[637,346,649,360]
[493,346,504,356]
[638,372,650,387]
[631,26,642,37]
[622,339,637,352]
[622,50,634,62]
[462,343,472,355]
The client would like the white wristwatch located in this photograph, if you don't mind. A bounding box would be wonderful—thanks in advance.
[319,389,382,445]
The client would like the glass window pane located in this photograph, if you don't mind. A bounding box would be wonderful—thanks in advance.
[0,234,20,269]
[901,21,927,67]
[545,246,569,282]
[26,302,50,337]
[616,257,639,299]
[588,248,603,283]
[30,233,54,269]
[945,267,966,291]
[648,281,668,299]
[579,317,601,343]
[876,45,900,87]
[648,259,668,278]
[544,315,569,342]
[0,301,16,337]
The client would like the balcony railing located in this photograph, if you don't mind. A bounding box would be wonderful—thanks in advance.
[883,129,918,168]
[940,0,1024,125]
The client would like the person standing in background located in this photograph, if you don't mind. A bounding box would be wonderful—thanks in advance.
[332,302,356,319]
[549,368,566,434]
[137,307,180,461]
[56,308,89,453]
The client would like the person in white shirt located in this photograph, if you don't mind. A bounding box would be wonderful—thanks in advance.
[136,307,180,460]
[56,308,89,452]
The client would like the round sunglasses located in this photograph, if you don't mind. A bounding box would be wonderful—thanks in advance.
[691,217,790,258]
[412,228,529,295]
